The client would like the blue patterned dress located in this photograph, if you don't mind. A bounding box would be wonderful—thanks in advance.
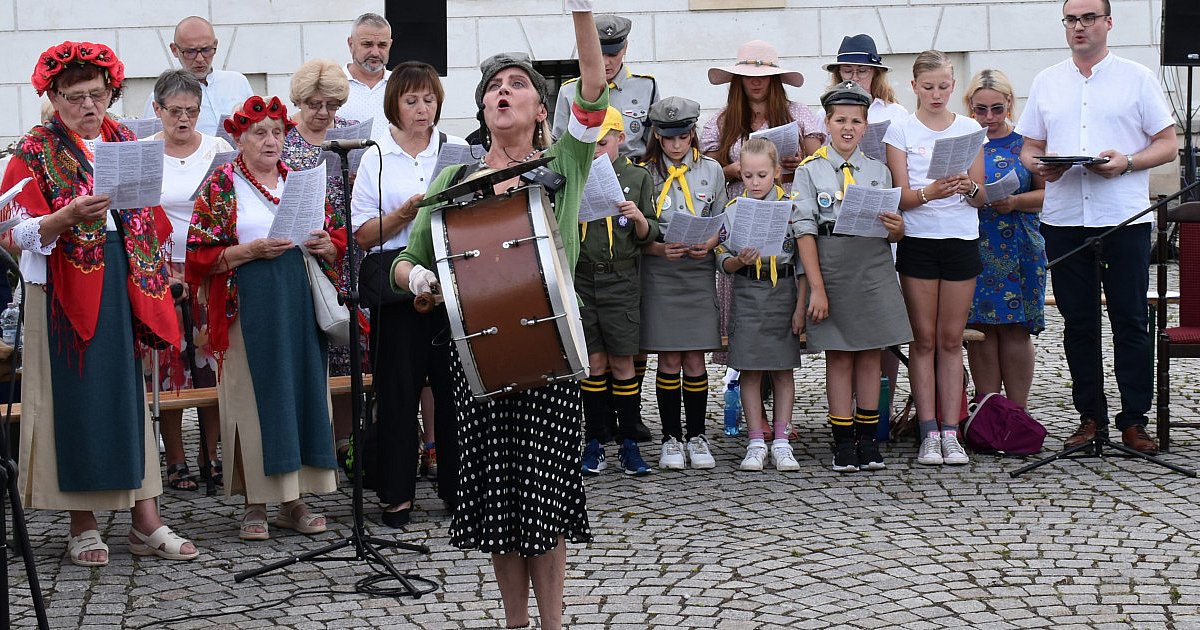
[968,130,1046,334]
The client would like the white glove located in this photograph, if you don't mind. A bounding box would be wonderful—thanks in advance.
[408,264,438,295]
[566,0,594,12]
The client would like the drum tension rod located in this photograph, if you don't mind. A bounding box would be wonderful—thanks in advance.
[454,326,499,341]
[501,236,548,248]
[520,313,566,327]
[544,369,586,383]
[441,249,481,261]
[475,384,516,399]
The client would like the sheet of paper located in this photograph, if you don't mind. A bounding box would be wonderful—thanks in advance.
[860,120,892,161]
[215,115,235,147]
[119,117,163,138]
[268,165,327,246]
[0,177,32,212]
[748,121,800,163]
[187,150,238,200]
[577,156,627,223]
[432,143,485,180]
[726,198,793,258]
[325,119,374,175]
[92,140,165,209]
[925,127,988,180]
[832,185,901,238]
[984,170,1021,204]
[662,211,726,246]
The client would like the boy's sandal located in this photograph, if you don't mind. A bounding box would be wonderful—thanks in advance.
[166,463,199,492]
[129,525,199,561]
[240,506,270,541]
[274,501,327,535]
[66,529,109,567]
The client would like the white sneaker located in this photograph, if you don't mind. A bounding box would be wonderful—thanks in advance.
[659,437,686,470]
[941,432,970,465]
[770,440,800,471]
[686,436,716,469]
[917,433,944,465]
[739,441,768,471]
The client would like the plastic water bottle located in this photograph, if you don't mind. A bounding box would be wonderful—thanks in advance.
[0,303,18,347]
[876,376,891,442]
[723,381,742,436]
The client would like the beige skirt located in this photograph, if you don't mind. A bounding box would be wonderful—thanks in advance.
[18,284,162,511]
[218,317,336,504]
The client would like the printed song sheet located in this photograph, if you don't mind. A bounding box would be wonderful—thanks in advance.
[860,120,892,161]
[832,185,901,238]
[662,212,725,246]
[92,140,164,209]
[925,127,987,180]
[0,177,33,234]
[577,156,626,222]
[727,198,793,258]
[119,117,164,138]
[324,119,374,175]
[188,150,238,200]
[432,143,486,179]
[749,121,800,162]
[268,165,327,246]
[984,170,1020,204]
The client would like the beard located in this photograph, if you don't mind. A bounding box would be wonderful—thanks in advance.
[358,57,385,74]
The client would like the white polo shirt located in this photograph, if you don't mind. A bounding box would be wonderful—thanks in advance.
[351,125,467,251]
[340,65,391,144]
[142,68,254,137]
[1014,53,1174,227]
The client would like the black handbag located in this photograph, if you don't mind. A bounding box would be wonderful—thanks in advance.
[357,248,406,308]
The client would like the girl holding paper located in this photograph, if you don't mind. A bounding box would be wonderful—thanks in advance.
[640,96,728,471]
[962,69,1046,409]
[883,50,987,467]
[716,137,805,472]
[794,82,911,473]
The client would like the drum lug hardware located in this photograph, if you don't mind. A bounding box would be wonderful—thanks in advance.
[454,326,499,341]
[545,369,586,383]
[441,249,481,261]
[502,235,548,248]
[475,384,516,399]
[520,313,565,327]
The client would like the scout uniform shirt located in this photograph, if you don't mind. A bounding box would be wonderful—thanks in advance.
[716,185,801,286]
[792,145,893,238]
[650,148,728,226]
[579,157,659,263]
[555,67,658,159]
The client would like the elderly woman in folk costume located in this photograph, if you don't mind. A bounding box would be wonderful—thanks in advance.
[0,41,197,566]
[392,2,607,627]
[186,95,346,541]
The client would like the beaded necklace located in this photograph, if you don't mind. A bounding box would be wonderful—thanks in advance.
[235,155,285,204]
[482,147,540,168]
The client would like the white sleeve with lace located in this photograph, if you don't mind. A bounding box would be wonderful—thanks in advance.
[10,207,54,284]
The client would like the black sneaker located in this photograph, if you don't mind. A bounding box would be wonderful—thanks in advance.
[857,439,886,471]
[832,439,859,473]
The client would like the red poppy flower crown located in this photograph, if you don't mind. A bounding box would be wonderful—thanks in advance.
[32,41,125,96]
[224,96,295,138]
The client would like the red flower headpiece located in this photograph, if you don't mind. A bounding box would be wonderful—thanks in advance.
[31,40,124,96]
[223,95,296,138]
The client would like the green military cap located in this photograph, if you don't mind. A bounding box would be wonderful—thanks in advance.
[648,96,699,137]
[475,52,548,109]
[820,80,872,109]
[595,15,632,55]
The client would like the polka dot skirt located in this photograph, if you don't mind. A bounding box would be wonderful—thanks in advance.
[448,348,592,557]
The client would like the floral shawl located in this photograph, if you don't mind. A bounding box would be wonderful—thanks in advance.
[0,114,179,354]
[185,160,347,357]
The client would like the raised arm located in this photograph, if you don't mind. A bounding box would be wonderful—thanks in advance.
[571,2,605,103]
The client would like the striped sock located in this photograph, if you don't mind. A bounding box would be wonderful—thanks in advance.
[854,408,880,440]
[580,374,611,443]
[611,376,641,441]
[682,374,709,439]
[829,413,855,442]
[656,371,682,440]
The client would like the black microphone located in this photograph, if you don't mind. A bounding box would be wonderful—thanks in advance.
[321,139,376,152]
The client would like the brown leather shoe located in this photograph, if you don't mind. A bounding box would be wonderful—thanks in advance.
[1121,425,1159,454]
[1064,418,1097,449]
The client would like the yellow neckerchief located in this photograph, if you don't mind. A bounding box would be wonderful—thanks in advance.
[800,145,858,197]
[654,148,700,218]
[730,184,789,286]
[608,66,630,91]
[580,157,628,258]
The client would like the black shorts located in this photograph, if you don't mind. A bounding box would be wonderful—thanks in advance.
[895,236,982,281]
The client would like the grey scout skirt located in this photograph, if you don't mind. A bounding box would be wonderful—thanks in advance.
[806,235,913,352]
[639,253,721,352]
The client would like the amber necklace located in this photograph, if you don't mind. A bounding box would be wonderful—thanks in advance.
[236,155,285,205]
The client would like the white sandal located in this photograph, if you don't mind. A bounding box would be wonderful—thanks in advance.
[66,529,108,567]
[129,525,199,561]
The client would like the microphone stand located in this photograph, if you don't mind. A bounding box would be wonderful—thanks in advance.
[234,145,435,598]
[0,249,50,630]
[1012,179,1200,477]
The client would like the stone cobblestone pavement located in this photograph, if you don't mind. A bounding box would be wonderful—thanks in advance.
[8,270,1200,629]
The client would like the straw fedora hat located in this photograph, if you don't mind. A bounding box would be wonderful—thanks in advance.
[707,40,804,87]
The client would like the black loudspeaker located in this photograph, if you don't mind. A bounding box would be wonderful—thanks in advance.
[1162,0,1200,67]
[385,0,448,74]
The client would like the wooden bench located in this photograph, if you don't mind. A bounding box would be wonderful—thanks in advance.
[0,374,373,423]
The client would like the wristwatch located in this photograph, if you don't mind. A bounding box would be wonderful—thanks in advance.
[965,182,980,199]
[1123,154,1135,175]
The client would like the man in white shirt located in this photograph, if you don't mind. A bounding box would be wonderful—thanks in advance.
[142,16,253,136]
[1016,0,1177,454]
[339,13,393,144]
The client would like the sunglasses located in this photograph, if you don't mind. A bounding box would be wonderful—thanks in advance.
[971,104,1008,116]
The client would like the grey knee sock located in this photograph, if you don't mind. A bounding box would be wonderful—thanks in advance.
[918,419,939,437]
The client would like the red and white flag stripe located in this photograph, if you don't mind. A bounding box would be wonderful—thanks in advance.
[567,102,606,143]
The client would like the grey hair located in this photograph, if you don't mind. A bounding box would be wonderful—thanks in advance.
[351,13,390,36]
[153,69,203,105]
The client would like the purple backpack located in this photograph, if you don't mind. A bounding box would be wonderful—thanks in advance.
[963,393,1046,455]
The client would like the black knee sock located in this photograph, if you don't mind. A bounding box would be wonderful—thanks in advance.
[611,376,641,442]
[855,408,880,441]
[634,358,648,381]
[830,413,855,443]
[682,374,709,440]
[580,374,612,443]
[656,371,682,441]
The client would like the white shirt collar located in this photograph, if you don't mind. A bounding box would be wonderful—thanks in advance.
[343,63,390,88]
[378,125,443,159]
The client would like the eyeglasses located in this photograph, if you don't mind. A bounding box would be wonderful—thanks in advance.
[161,105,201,119]
[1061,13,1109,27]
[56,88,111,106]
[177,46,217,59]
[971,103,1008,116]
[839,66,874,78]
[304,101,342,112]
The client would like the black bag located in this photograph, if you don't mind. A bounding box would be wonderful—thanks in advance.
[358,248,406,308]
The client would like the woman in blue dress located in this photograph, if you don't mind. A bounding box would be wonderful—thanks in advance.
[963,69,1046,408]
